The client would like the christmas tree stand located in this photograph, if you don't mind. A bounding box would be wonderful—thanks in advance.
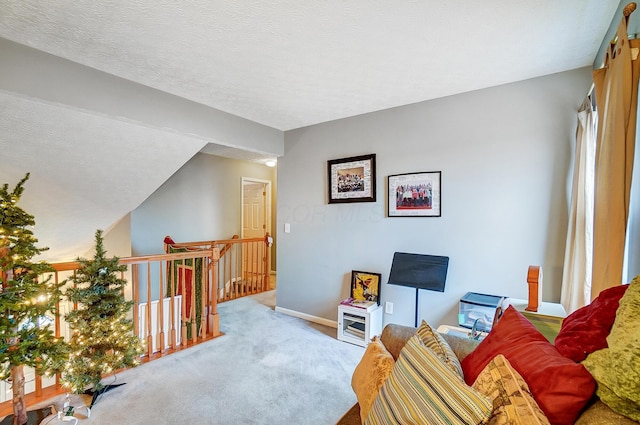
[85,382,126,408]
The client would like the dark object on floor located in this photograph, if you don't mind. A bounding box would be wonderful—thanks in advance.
[0,406,53,425]
[85,382,126,407]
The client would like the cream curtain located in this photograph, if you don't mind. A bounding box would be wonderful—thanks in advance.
[561,97,597,313]
[591,8,640,300]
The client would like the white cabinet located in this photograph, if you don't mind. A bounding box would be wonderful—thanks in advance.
[337,304,383,347]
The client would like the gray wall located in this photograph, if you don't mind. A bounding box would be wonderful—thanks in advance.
[131,153,277,257]
[87,213,132,259]
[277,68,593,328]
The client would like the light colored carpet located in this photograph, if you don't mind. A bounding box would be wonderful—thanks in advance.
[37,290,364,424]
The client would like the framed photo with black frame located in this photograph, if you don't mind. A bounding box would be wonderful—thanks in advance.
[388,171,441,217]
[350,270,381,305]
[327,154,376,204]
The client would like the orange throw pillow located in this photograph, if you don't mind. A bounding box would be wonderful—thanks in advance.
[351,337,395,422]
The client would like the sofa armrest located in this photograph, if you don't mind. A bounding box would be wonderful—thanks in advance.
[379,323,481,361]
[440,333,481,361]
[380,324,417,360]
[575,400,640,425]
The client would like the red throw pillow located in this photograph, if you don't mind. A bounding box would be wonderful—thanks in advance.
[461,306,595,425]
[555,284,629,362]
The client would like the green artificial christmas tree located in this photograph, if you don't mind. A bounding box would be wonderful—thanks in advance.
[62,229,143,405]
[0,173,68,425]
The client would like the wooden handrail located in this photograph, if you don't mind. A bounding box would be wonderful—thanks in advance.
[50,261,82,272]
[123,250,215,263]
[220,234,240,257]
[51,251,215,271]
[165,236,266,248]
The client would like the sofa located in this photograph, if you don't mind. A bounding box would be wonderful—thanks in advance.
[337,277,640,425]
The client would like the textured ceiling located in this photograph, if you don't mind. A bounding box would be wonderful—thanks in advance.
[0,1,620,131]
[0,1,622,261]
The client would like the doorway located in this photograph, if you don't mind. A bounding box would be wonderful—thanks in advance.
[241,177,273,288]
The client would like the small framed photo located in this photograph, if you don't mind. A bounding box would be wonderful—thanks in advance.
[327,154,376,204]
[388,171,441,217]
[350,270,381,305]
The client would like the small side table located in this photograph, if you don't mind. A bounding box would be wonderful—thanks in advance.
[507,298,567,342]
[337,304,383,347]
[437,324,488,341]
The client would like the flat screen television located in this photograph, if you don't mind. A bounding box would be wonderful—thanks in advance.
[387,252,449,292]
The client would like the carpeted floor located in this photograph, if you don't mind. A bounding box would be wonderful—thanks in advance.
[33,290,364,425]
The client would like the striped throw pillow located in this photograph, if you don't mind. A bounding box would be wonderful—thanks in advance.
[365,334,492,425]
[416,320,464,377]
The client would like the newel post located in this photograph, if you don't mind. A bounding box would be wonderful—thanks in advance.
[264,234,273,291]
[208,248,221,337]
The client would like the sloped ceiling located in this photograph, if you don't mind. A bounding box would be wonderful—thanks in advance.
[0,92,207,260]
[0,1,622,261]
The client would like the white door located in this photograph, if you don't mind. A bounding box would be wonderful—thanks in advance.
[241,180,270,289]
[243,183,266,239]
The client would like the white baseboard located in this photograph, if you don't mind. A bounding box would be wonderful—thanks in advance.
[275,306,337,328]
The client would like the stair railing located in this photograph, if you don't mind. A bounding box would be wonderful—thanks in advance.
[0,248,222,413]
[164,234,272,302]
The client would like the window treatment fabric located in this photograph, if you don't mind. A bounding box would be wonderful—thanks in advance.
[561,97,597,314]
[591,12,640,300]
